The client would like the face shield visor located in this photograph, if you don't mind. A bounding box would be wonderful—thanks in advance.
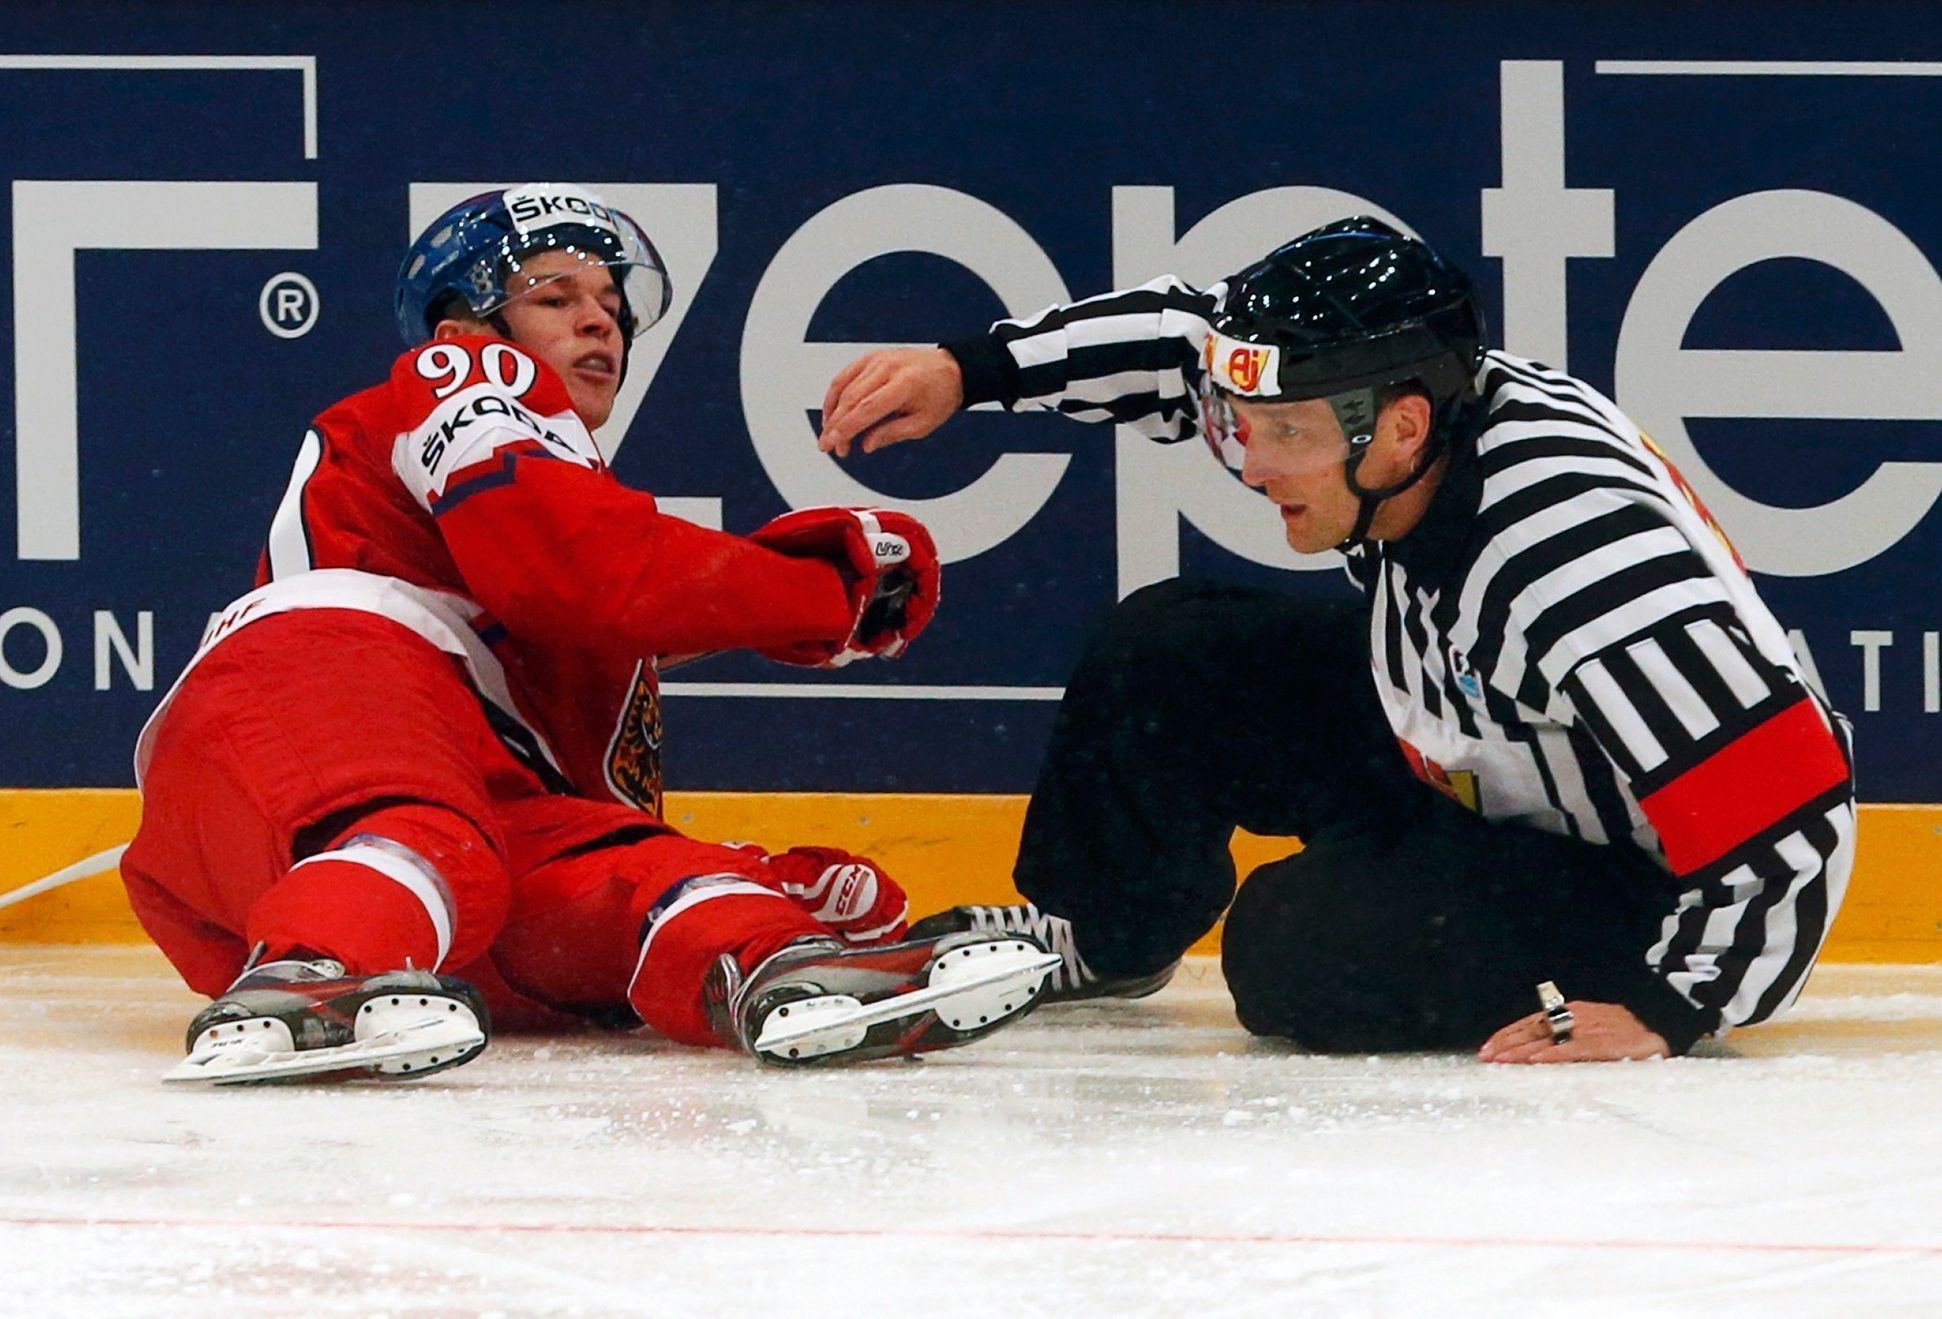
[1197,329,1359,476]
[459,185,672,339]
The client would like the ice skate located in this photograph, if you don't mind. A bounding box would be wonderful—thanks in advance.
[706,932,1060,1066]
[166,957,489,1085]
[908,903,1177,1004]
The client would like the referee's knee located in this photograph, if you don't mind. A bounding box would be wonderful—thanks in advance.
[1067,580,1210,695]
[1092,579,1203,647]
[1221,856,1324,1039]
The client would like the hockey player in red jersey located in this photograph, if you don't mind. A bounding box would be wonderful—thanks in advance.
[124,184,1055,1083]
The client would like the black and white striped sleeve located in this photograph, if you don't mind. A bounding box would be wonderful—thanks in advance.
[1461,355,1856,1047]
[1555,608,1855,1047]
[943,275,1222,444]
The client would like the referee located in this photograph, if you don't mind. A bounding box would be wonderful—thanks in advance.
[819,218,1855,1062]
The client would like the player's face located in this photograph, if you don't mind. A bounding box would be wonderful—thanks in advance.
[495,251,627,428]
[1234,395,1429,552]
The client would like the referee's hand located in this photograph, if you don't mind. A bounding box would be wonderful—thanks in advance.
[820,348,963,457]
[1479,1001,1668,1064]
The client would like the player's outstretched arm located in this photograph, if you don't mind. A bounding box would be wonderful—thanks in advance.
[818,348,964,457]
[439,461,858,657]
[389,335,864,658]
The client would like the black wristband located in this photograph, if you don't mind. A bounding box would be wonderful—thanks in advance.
[1619,973,1720,1056]
[941,334,1018,409]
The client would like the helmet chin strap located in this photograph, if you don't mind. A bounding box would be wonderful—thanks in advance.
[1327,388,1448,551]
[1338,445,1428,549]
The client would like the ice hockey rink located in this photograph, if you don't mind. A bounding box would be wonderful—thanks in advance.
[2,946,1939,1317]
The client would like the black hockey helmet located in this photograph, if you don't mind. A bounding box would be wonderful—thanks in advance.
[1200,217,1487,546]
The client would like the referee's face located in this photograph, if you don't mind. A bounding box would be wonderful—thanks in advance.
[1233,397,1363,553]
[1235,393,1438,552]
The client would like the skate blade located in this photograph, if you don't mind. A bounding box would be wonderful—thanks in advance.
[164,1013,485,1085]
[751,940,1060,1057]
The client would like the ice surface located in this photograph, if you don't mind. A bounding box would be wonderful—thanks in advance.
[4,946,1941,1317]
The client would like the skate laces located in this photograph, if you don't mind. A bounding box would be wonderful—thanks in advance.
[231,957,347,989]
[967,904,1092,992]
[733,938,844,1012]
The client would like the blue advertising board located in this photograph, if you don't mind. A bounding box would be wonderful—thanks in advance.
[2,2,1938,800]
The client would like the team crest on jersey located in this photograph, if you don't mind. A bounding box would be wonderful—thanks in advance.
[1447,645,1484,699]
[604,660,665,815]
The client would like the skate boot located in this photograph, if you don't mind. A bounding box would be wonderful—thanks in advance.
[908,903,1178,1004]
[706,932,1061,1067]
[166,956,489,1085]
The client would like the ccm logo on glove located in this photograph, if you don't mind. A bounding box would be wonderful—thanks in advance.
[749,506,941,668]
[796,862,878,925]
[760,846,911,945]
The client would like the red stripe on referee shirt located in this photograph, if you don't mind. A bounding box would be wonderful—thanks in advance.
[1639,696,1849,875]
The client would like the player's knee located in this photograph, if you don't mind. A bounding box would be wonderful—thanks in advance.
[1115,576,1208,618]
[1224,853,1390,1048]
[309,798,495,867]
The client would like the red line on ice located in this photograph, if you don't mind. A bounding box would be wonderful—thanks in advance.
[3,1216,1939,1258]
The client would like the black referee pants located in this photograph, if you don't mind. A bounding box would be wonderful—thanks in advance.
[1014,579,1676,1053]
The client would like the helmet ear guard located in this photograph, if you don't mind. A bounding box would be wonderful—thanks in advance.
[1326,388,1379,450]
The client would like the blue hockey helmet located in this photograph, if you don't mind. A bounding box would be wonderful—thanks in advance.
[393,183,672,347]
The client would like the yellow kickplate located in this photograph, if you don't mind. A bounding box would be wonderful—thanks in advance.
[0,790,146,943]
[3,790,1937,962]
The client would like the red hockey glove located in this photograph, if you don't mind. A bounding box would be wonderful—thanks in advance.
[748,507,940,667]
[760,846,911,945]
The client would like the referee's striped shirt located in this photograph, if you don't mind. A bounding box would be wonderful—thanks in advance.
[947,275,1857,1047]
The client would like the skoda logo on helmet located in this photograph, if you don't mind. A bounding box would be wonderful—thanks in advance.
[504,184,620,236]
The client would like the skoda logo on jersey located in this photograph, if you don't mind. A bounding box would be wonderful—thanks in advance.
[505,184,620,236]
[1448,645,1483,699]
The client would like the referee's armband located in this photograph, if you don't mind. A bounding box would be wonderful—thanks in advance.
[1637,696,1851,876]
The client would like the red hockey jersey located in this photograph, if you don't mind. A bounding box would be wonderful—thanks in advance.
[137,335,853,814]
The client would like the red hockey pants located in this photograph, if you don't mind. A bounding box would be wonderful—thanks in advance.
[124,611,828,1045]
